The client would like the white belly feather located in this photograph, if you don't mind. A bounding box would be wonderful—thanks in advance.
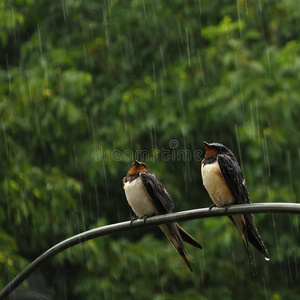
[123,176,158,217]
[201,160,234,207]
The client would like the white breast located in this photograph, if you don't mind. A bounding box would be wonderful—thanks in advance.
[201,160,234,207]
[123,176,158,217]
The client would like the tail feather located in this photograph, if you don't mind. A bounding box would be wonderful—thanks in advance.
[177,224,203,249]
[228,214,270,259]
[244,214,270,260]
[159,223,193,272]
[229,215,255,279]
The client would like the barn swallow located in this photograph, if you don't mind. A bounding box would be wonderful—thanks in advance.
[201,142,270,272]
[123,161,202,272]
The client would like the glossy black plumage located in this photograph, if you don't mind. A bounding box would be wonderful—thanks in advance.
[201,142,270,265]
[123,161,202,272]
[140,171,174,214]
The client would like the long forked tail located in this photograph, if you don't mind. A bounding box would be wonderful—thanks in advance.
[244,214,270,260]
[228,215,255,280]
[159,223,194,272]
[177,224,203,249]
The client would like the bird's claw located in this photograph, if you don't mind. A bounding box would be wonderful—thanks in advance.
[130,213,155,225]
[141,215,148,223]
[222,204,231,212]
[209,203,217,210]
[130,216,138,225]
[130,215,149,224]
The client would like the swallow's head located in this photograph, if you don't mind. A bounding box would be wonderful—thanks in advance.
[203,141,230,158]
[128,160,150,175]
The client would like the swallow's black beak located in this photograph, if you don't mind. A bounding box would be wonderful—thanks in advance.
[203,141,210,147]
[135,160,140,165]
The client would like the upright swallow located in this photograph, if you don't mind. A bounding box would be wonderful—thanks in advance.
[201,142,270,272]
[123,161,202,272]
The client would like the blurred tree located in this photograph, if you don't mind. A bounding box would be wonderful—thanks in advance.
[1,0,300,298]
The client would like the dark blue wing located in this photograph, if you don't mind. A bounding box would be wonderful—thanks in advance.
[217,154,250,204]
[218,154,269,259]
[140,172,174,214]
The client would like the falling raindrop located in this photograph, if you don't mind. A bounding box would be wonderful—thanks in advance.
[272,214,279,252]
[142,0,147,19]
[198,0,202,16]
[186,27,191,66]
[159,46,166,77]
[153,61,156,97]
[262,131,271,176]
[94,185,100,218]
[37,23,43,61]
[102,160,109,197]
[250,102,256,141]
[235,124,243,169]
[236,0,242,37]
[266,44,272,73]
[197,50,205,84]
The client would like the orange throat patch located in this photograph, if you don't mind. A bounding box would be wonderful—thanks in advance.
[205,147,217,159]
[128,164,147,175]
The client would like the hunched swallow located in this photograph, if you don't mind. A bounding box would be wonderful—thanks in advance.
[123,161,202,272]
[201,142,270,271]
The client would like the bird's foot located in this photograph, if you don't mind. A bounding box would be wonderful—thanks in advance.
[141,213,155,223]
[137,214,153,223]
[222,204,232,213]
[209,203,217,210]
[130,216,139,225]
[141,214,149,223]
[131,213,155,224]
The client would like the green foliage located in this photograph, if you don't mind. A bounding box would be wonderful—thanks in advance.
[1,0,300,298]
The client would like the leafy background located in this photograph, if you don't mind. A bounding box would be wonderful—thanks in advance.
[1,0,300,299]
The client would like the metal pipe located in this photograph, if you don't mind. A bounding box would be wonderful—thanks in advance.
[1,202,300,299]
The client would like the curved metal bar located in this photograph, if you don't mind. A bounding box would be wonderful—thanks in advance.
[1,202,300,299]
